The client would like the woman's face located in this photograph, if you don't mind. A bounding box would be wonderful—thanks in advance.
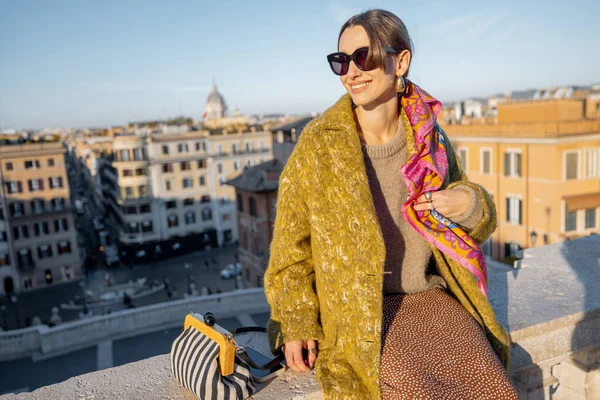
[338,25,397,108]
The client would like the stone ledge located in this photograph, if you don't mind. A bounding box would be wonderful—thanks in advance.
[2,237,599,399]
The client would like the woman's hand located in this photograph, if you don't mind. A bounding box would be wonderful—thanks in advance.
[283,339,317,372]
[414,188,471,219]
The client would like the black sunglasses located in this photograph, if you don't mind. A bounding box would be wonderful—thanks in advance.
[327,46,397,76]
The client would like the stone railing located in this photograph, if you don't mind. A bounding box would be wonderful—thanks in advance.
[0,288,269,362]
[2,237,599,399]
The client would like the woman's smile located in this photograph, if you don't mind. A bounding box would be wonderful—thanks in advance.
[349,80,372,94]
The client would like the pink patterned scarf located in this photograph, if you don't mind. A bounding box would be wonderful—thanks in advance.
[399,81,488,296]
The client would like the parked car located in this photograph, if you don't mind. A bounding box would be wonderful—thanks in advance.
[220,263,242,280]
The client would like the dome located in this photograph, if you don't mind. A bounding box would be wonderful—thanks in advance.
[204,83,227,119]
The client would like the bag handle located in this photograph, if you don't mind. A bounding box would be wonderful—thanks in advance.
[230,327,285,371]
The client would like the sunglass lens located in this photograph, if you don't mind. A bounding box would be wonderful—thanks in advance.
[355,48,374,71]
[329,54,348,75]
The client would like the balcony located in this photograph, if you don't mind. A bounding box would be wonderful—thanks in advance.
[2,237,599,399]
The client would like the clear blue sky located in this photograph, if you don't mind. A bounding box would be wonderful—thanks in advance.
[1,0,598,129]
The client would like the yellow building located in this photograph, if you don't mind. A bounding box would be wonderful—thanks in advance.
[441,100,600,261]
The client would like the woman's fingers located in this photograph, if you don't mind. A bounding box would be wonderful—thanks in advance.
[413,189,469,218]
[306,339,317,368]
[284,340,310,372]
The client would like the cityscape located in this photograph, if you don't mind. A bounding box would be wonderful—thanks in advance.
[0,1,599,399]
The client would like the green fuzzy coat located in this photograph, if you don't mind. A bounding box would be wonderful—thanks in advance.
[264,94,510,400]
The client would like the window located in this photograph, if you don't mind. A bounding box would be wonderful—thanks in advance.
[51,198,65,210]
[506,196,522,225]
[165,180,172,191]
[161,145,170,155]
[234,161,240,171]
[0,231,6,242]
[199,176,206,186]
[584,149,598,178]
[123,186,133,198]
[217,163,223,173]
[195,142,202,151]
[565,151,579,180]
[48,158,55,167]
[237,194,244,212]
[6,162,13,171]
[201,195,211,203]
[10,202,24,216]
[481,148,492,175]
[565,204,577,232]
[202,208,212,221]
[249,196,257,217]
[25,160,40,169]
[259,140,265,151]
[222,213,230,221]
[57,241,72,254]
[135,168,146,176]
[141,220,153,233]
[38,244,53,259]
[246,142,253,152]
[122,169,133,177]
[123,206,137,215]
[54,218,68,232]
[133,148,146,161]
[504,242,521,258]
[28,178,44,192]
[198,160,207,169]
[119,149,130,161]
[17,248,33,266]
[585,208,597,229]
[178,143,189,153]
[217,144,223,154]
[504,150,522,177]
[140,204,151,213]
[48,176,64,189]
[233,143,240,153]
[34,222,50,236]
[126,222,139,234]
[6,181,22,194]
[13,225,29,240]
[31,199,45,214]
[183,198,194,206]
[185,211,196,225]
[138,185,148,197]
[167,215,179,227]
[181,161,191,171]
[162,163,174,173]
[0,253,9,266]
[166,200,177,209]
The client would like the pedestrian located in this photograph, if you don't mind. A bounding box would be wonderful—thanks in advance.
[264,9,517,399]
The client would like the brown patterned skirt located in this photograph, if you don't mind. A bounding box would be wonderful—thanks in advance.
[380,289,518,399]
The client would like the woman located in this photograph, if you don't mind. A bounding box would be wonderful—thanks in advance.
[264,9,518,400]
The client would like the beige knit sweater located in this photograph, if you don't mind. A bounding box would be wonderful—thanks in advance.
[361,119,482,294]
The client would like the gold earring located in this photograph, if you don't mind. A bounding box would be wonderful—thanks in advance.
[396,76,406,94]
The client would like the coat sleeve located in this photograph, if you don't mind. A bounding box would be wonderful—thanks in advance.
[264,129,324,354]
[439,126,497,245]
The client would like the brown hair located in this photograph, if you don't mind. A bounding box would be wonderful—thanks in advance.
[338,9,413,77]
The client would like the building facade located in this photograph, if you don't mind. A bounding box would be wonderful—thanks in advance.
[442,100,600,260]
[226,159,283,288]
[94,127,273,264]
[0,142,81,295]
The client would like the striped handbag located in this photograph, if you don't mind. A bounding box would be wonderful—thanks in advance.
[170,312,284,400]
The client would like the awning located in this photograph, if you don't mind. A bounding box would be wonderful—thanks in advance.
[564,192,600,211]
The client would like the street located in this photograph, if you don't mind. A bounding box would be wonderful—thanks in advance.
[0,245,242,330]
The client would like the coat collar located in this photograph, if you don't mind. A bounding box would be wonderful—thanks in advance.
[318,93,418,158]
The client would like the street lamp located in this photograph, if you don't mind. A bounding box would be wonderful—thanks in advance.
[530,230,538,247]
[1,305,6,330]
[80,281,88,316]
[184,263,191,295]
[9,294,19,329]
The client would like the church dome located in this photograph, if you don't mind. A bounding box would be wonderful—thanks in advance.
[204,83,227,119]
